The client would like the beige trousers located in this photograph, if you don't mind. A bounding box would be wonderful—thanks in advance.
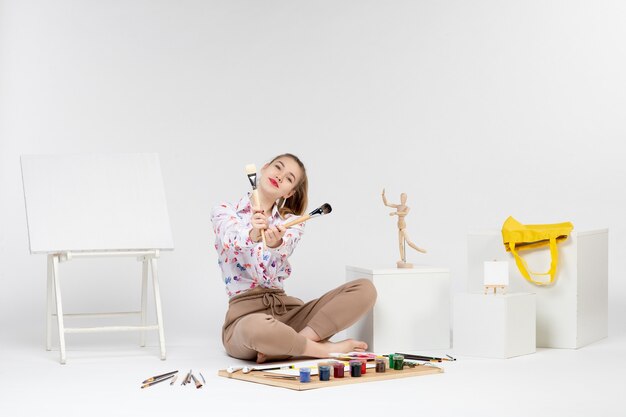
[222,279,377,360]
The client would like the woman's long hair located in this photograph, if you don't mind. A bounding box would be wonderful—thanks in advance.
[270,153,308,217]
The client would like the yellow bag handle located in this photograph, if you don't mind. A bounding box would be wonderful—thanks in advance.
[508,237,558,286]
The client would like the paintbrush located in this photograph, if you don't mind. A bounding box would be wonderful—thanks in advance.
[262,374,299,380]
[393,353,456,362]
[242,365,294,374]
[141,373,176,389]
[282,203,332,228]
[191,373,203,389]
[141,370,178,384]
[181,369,192,385]
[245,164,267,248]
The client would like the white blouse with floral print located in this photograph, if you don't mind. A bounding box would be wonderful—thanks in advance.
[211,194,305,298]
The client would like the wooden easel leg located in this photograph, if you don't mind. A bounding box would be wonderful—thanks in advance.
[46,255,53,351]
[140,259,148,347]
[150,258,166,360]
[51,255,67,364]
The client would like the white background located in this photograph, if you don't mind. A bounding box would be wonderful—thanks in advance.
[1,0,625,403]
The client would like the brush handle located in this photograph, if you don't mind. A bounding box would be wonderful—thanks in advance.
[282,214,312,228]
[251,189,267,248]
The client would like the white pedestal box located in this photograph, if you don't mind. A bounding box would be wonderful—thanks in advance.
[468,229,608,349]
[346,266,450,353]
[453,293,536,359]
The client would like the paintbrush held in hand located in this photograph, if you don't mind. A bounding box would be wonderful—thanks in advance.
[282,203,332,228]
[245,164,267,249]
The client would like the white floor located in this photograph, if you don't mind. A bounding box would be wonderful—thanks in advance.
[2,333,624,417]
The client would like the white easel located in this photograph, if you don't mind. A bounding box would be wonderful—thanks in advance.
[22,154,174,364]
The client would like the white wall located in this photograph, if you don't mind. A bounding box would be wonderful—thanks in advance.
[1,0,625,347]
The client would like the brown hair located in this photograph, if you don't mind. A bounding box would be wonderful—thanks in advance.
[270,153,308,217]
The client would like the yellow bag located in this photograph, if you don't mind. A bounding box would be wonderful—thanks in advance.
[501,216,574,286]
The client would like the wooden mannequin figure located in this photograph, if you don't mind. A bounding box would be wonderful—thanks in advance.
[382,189,426,268]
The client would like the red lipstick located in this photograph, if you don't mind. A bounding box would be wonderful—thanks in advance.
[269,178,279,188]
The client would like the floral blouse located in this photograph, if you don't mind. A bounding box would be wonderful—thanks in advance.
[211,194,305,298]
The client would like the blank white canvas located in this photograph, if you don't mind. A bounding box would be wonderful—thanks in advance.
[21,153,174,253]
[484,261,509,286]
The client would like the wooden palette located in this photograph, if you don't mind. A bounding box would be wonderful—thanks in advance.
[217,365,443,391]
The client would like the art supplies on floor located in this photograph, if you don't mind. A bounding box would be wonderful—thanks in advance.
[218,353,449,391]
[141,352,454,391]
[140,370,206,389]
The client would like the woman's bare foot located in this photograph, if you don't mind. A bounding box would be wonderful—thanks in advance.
[331,339,368,353]
[302,338,368,358]
[257,338,367,363]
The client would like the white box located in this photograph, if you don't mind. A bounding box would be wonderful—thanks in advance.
[468,229,608,348]
[453,293,536,358]
[346,265,450,352]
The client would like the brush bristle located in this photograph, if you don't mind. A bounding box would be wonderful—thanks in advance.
[309,203,332,216]
[245,164,258,188]
[245,164,257,175]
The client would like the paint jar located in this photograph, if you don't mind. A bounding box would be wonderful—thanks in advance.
[332,362,345,378]
[377,356,388,369]
[388,354,395,369]
[375,358,386,373]
[355,359,367,375]
[299,367,311,383]
[349,360,362,377]
[318,365,331,381]
[393,354,404,370]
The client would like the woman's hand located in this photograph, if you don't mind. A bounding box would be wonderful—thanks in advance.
[249,210,268,242]
[265,224,286,248]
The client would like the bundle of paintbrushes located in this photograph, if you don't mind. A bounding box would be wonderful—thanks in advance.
[244,164,333,240]
[180,369,205,389]
[140,369,206,389]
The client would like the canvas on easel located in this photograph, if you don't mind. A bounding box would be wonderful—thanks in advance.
[21,153,174,364]
[483,261,509,295]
